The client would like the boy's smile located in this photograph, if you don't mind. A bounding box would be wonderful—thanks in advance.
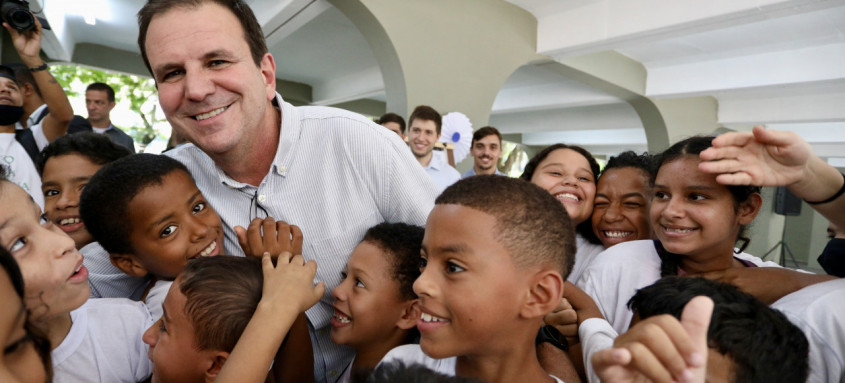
[414,204,530,359]
[42,154,105,250]
[126,170,225,279]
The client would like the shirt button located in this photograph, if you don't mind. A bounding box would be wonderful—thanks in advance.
[258,194,266,203]
[280,166,286,172]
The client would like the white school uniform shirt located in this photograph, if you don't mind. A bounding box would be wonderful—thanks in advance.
[576,239,782,335]
[381,344,566,382]
[567,234,605,285]
[0,132,44,208]
[772,278,845,383]
[144,279,173,322]
[52,298,154,383]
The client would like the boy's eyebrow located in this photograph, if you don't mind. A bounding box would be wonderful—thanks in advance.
[42,176,92,188]
[148,191,203,231]
[425,243,470,255]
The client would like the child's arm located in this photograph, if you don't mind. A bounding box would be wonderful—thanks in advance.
[591,296,712,383]
[699,126,845,229]
[269,313,314,383]
[215,252,324,383]
[692,267,835,304]
[235,218,304,258]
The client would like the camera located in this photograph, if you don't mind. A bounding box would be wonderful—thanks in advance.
[0,0,34,31]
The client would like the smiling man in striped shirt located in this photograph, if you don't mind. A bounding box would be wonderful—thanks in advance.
[136,1,438,381]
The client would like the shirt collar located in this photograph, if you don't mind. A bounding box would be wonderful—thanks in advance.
[216,92,296,188]
[25,104,47,128]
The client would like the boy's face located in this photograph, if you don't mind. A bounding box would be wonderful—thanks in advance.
[0,182,89,322]
[414,204,531,359]
[41,154,103,250]
[143,278,213,383]
[126,170,225,279]
[331,241,410,349]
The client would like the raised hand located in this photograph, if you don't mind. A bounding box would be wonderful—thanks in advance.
[236,217,303,259]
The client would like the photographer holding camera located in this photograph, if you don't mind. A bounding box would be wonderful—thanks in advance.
[0,11,72,207]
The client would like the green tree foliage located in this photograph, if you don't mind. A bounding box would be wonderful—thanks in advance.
[51,64,163,145]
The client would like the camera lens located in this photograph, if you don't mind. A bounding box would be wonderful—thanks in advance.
[0,1,34,31]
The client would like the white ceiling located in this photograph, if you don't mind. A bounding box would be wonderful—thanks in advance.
[35,0,845,159]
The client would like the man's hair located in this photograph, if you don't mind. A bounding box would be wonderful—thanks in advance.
[408,105,442,135]
[86,82,116,103]
[362,223,425,301]
[519,143,602,245]
[378,113,406,134]
[628,277,809,383]
[80,153,193,255]
[471,126,501,146]
[37,132,132,175]
[5,63,37,97]
[137,0,268,76]
[359,361,483,383]
[601,150,654,186]
[435,175,575,278]
[179,256,262,352]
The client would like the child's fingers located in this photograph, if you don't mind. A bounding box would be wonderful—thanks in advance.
[290,224,303,255]
[621,341,676,383]
[680,296,713,368]
[707,130,754,150]
[261,252,273,272]
[235,225,251,254]
[591,348,632,376]
[276,251,293,265]
[263,217,280,253]
[247,218,264,254]
[312,281,326,304]
[619,315,691,380]
[290,253,306,266]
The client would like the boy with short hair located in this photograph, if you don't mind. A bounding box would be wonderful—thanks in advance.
[144,255,318,383]
[593,277,809,383]
[37,132,137,298]
[80,153,226,318]
[382,175,575,382]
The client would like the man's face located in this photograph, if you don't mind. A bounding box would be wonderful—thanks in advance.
[85,90,114,124]
[469,135,502,174]
[144,2,276,159]
[408,119,439,159]
[381,121,404,139]
[0,77,22,107]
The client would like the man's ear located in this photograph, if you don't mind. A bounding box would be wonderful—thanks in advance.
[204,351,229,383]
[396,299,420,330]
[110,253,149,278]
[107,101,116,112]
[20,83,35,98]
[738,192,763,225]
[260,52,276,101]
[520,270,563,319]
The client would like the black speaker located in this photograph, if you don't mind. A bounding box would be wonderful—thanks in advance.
[774,186,802,216]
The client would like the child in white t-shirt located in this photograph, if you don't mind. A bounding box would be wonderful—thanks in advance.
[330,222,423,382]
[381,176,577,383]
[0,171,153,382]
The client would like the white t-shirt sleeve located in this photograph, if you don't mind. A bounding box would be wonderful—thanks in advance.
[579,318,617,383]
[144,280,173,321]
[52,299,154,383]
[577,240,662,334]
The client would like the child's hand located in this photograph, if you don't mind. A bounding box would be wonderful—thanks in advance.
[260,252,324,314]
[545,282,604,344]
[591,296,712,383]
[545,298,577,339]
[236,218,303,259]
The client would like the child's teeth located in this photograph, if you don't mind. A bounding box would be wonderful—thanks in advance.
[333,313,351,323]
[200,241,217,257]
[555,193,580,202]
[420,312,446,323]
[60,218,80,225]
[604,231,632,238]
